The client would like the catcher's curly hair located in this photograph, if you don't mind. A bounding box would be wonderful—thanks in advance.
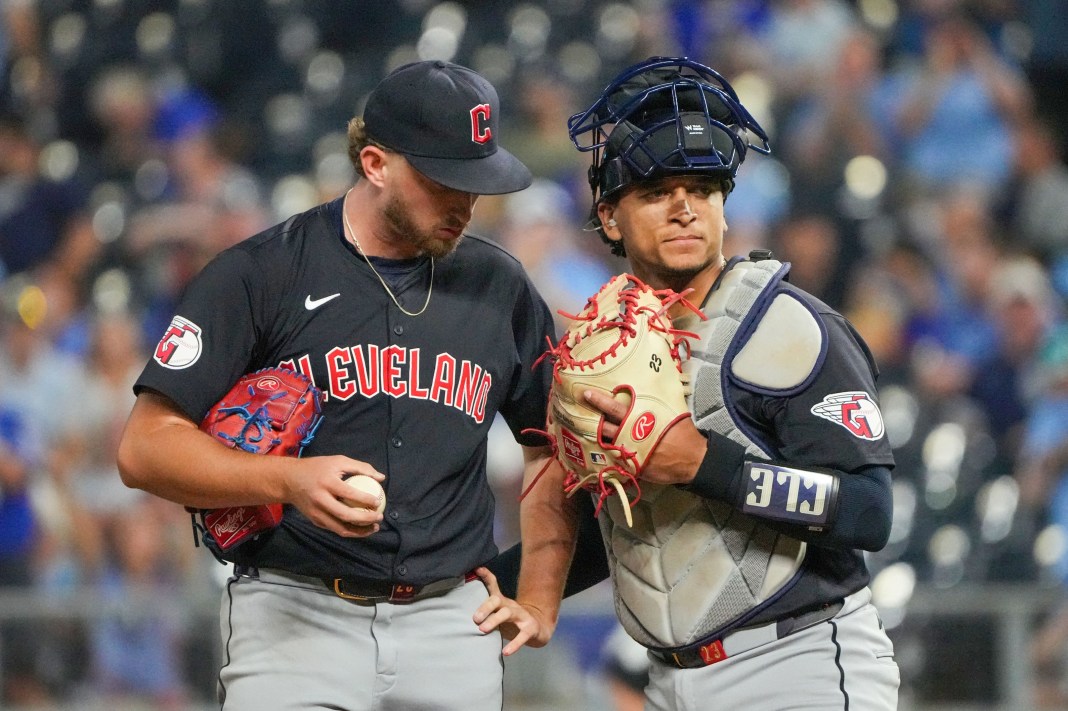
[346,117,390,178]
[593,175,733,258]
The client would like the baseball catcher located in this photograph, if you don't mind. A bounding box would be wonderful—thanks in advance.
[524,273,703,526]
[191,367,324,551]
[493,55,900,711]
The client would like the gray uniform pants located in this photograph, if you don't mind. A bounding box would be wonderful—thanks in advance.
[217,568,504,710]
[644,588,899,711]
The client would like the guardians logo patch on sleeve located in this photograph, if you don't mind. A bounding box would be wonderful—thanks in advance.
[810,391,885,441]
[153,315,203,370]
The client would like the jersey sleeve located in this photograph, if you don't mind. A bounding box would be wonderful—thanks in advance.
[134,246,265,422]
[685,309,895,550]
[768,312,895,471]
[499,272,556,446]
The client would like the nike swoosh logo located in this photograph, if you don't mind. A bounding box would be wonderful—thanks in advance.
[305,293,340,310]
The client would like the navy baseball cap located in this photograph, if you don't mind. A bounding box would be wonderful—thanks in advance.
[363,60,532,195]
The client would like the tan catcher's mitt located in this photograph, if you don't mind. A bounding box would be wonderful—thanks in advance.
[524,274,703,527]
[191,367,324,551]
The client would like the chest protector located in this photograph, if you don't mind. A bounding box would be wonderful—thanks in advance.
[599,257,826,649]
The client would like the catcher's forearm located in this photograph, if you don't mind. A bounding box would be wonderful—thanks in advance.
[118,391,296,508]
[515,451,578,627]
[684,431,892,551]
[487,495,609,600]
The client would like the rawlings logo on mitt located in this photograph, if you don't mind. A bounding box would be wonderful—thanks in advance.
[193,367,324,550]
[524,274,703,526]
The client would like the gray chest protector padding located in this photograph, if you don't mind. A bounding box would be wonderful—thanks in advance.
[600,259,826,649]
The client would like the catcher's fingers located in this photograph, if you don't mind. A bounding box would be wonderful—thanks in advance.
[583,389,627,441]
[472,567,546,655]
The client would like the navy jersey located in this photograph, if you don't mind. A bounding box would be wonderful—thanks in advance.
[136,196,556,584]
[715,278,895,625]
[725,281,894,471]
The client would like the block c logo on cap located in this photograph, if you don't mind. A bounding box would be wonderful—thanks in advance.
[470,104,492,144]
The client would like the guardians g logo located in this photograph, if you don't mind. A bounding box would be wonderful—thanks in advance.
[810,391,885,441]
[154,315,203,370]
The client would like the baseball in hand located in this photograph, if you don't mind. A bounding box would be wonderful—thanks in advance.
[342,475,386,514]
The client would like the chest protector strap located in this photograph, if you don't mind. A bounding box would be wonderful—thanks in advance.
[600,257,824,650]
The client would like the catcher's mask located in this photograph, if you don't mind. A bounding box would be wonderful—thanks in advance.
[569,56,771,206]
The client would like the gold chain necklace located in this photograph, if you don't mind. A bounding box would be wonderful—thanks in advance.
[342,190,434,317]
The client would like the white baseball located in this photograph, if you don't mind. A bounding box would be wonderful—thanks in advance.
[342,475,386,514]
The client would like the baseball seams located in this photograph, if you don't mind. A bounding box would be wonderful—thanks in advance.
[342,475,387,514]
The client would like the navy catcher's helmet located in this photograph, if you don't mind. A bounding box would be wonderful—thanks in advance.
[568,56,770,205]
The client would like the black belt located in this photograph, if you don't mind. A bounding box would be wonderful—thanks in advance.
[235,565,476,604]
[649,600,845,669]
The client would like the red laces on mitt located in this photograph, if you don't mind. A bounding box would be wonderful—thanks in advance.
[524,274,704,526]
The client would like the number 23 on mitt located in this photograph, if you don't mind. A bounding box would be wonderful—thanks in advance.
[192,367,324,551]
[523,274,704,527]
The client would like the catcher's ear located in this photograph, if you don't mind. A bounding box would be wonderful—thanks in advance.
[597,203,622,241]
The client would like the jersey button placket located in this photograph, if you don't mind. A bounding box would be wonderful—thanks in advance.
[386,317,407,584]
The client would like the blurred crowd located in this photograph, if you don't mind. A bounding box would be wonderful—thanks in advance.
[1,0,1068,707]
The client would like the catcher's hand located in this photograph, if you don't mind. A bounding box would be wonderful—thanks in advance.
[582,388,710,487]
[524,274,704,526]
[194,367,324,550]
